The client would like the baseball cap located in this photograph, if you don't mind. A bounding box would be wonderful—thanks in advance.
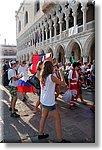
[10,60,16,64]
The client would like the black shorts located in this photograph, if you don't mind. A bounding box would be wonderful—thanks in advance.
[42,104,57,112]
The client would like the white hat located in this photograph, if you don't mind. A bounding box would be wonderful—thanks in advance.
[10,60,16,64]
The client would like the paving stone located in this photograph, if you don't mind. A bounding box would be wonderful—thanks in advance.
[0,84,95,143]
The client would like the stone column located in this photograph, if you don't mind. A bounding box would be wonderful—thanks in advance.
[45,28,48,44]
[38,29,41,45]
[89,56,91,63]
[83,55,88,63]
[58,12,63,34]
[65,6,70,30]
[65,48,70,63]
[41,26,44,44]
[81,6,88,31]
[53,50,57,60]
[59,20,62,40]
[37,29,40,53]
[45,22,48,44]
[49,26,52,43]
[72,12,77,27]
[32,31,35,53]
[48,19,52,42]
[38,29,41,52]
[53,17,57,39]
[33,32,35,49]
[65,16,69,30]
[30,33,33,47]
[59,21,62,34]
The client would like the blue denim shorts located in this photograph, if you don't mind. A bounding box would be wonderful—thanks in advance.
[42,104,56,112]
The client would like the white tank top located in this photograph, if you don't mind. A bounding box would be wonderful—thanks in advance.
[40,74,55,106]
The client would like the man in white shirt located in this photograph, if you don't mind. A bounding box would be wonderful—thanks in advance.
[7,60,22,118]
[18,60,29,101]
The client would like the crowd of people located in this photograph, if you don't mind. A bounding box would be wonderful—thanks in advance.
[1,57,95,142]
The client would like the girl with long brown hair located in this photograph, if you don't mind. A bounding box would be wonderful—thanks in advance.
[38,60,70,143]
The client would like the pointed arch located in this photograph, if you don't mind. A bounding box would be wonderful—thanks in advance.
[55,44,65,64]
[55,43,65,52]
[24,11,28,26]
[67,38,83,55]
[84,33,95,56]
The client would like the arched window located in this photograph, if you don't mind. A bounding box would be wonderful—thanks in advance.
[77,3,83,26]
[86,3,95,23]
[62,13,66,31]
[18,20,21,32]
[47,24,50,39]
[51,21,54,37]
[69,8,74,28]
[56,17,60,35]
[24,11,28,26]
[34,0,40,15]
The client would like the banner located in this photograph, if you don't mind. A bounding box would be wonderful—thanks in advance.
[30,52,52,74]
[17,80,36,93]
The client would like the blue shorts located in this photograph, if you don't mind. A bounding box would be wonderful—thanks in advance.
[42,104,56,112]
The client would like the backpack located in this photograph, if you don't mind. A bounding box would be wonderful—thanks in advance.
[27,74,41,90]
[2,68,14,86]
[2,70,10,86]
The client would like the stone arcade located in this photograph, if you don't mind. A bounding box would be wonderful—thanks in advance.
[16,0,95,64]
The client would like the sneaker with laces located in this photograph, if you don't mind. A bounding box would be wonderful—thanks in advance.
[38,133,49,139]
[22,97,27,102]
[11,112,20,118]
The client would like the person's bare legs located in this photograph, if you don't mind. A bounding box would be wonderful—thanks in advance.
[11,96,17,112]
[50,109,62,142]
[39,107,48,135]
[55,86,60,99]
[34,96,40,113]
[22,92,26,101]
[77,94,86,104]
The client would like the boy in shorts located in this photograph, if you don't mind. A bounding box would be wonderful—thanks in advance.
[7,60,23,118]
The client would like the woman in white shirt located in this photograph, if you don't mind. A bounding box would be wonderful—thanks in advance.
[38,61,70,143]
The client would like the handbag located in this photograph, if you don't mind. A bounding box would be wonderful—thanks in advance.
[27,74,41,90]
[62,90,72,103]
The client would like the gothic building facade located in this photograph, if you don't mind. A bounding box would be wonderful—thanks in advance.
[16,0,95,64]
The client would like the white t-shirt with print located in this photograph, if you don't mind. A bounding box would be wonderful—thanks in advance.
[18,65,28,82]
[40,74,56,106]
[8,69,18,87]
